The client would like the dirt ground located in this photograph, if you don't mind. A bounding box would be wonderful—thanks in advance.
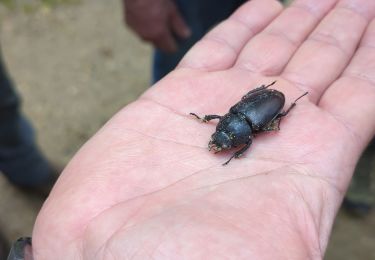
[0,0,374,259]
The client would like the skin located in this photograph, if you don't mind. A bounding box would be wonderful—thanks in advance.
[32,0,375,259]
[122,0,191,53]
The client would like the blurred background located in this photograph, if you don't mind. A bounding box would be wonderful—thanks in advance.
[0,0,374,259]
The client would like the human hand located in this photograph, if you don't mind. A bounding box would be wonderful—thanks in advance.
[122,0,191,53]
[33,0,375,259]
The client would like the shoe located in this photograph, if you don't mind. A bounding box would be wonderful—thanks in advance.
[7,237,32,260]
[0,230,10,260]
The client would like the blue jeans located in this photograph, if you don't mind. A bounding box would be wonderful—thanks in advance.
[152,0,248,82]
[0,49,51,187]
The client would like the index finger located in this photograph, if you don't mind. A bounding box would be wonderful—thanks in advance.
[178,0,283,71]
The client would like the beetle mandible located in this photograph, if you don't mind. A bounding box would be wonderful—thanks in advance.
[190,81,308,165]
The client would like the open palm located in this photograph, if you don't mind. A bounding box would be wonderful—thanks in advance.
[33,0,375,259]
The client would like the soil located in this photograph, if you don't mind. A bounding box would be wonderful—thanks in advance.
[0,1,374,259]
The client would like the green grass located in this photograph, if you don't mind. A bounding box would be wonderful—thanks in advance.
[40,0,80,7]
[0,0,80,11]
[0,0,13,8]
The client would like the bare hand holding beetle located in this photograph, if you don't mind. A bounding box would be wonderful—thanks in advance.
[33,0,375,259]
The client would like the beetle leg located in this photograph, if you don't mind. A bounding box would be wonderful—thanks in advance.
[277,105,295,118]
[261,118,281,132]
[222,139,252,166]
[241,81,277,100]
[190,113,221,123]
[277,91,309,118]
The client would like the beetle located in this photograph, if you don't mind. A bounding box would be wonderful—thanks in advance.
[190,81,308,165]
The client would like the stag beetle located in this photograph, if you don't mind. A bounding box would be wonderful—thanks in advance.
[190,81,308,165]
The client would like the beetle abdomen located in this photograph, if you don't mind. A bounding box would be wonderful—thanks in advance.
[230,89,285,130]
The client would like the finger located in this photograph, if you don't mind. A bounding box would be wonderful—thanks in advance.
[319,19,375,148]
[170,6,191,39]
[235,0,338,76]
[178,0,283,71]
[281,0,375,102]
[153,32,178,53]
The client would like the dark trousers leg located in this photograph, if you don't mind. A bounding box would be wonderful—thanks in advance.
[0,48,51,186]
[152,0,248,82]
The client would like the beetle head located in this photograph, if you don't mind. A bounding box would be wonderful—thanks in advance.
[208,131,232,152]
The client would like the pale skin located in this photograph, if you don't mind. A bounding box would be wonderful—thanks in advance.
[32,0,375,259]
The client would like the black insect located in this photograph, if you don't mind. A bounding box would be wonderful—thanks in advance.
[190,81,308,165]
